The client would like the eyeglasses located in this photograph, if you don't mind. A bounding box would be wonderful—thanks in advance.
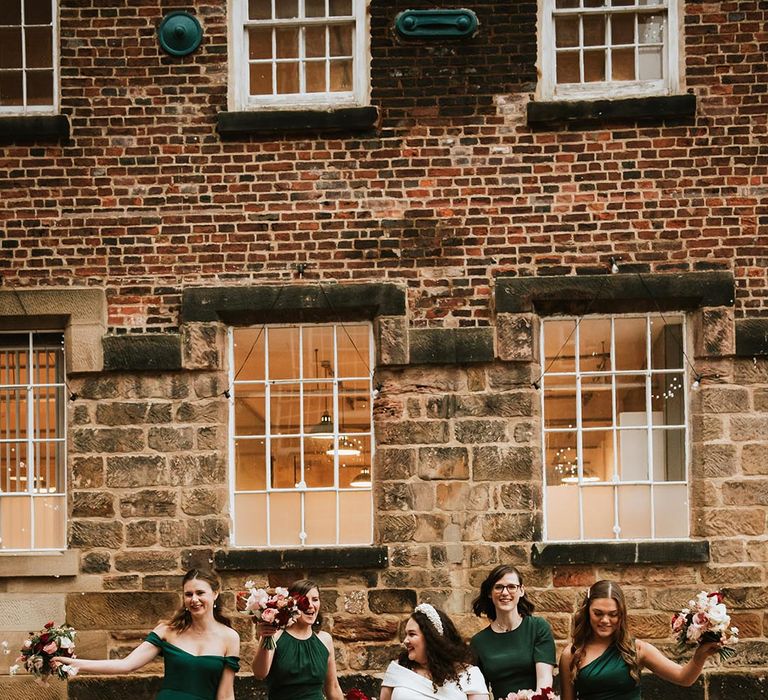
[492,583,521,594]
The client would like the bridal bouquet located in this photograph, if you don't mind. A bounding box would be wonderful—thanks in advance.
[506,689,559,700]
[671,591,739,661]
[16,621,77,682]
[236,582,311,649]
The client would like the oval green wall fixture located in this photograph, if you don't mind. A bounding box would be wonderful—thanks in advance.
[157,11,203,57]
[395,9,479,39]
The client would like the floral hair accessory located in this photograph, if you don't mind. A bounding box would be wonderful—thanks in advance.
[414,603,443,635]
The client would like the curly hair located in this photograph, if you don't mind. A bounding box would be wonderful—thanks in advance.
[569,580,639,685]
[167,569,232,633]
[288,578,324,628]
[471,564,535,620]
[397,606,474,692]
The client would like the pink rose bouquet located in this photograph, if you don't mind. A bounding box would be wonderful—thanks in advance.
[671,591,739,661]
[236,581,311,649]
[17,621,77,683]
[506,689,559,700]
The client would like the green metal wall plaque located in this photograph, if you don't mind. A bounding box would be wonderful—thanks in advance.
[157,11,203,57]
[395,9,478,39]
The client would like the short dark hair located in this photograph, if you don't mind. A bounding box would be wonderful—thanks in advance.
[289,578,324,627]
[471,564,535,620]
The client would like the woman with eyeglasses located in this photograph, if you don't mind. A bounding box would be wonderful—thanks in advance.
[559,580,721,700]
[470,565,556,698]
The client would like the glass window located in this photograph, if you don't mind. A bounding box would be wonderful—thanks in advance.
[541,0,678,100]
[542,314,688,541]
[232,0,368,109]
[0,0,57,112]
[230,323,373,546]
[0,331,66,551]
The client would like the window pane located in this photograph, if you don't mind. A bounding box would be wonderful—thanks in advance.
[233,328,265,381]
[234,385,266,435]
[270,383,301,435]
[618,485,651,538]
[0,347,28,384]
[1,442,27,493]
[34,387,59,440]
[339,490,371,544]
[234,493,267,545]
[651,319,683,369]
[249,0,272,20]
[270,437,301,487]
[584,50,605,81]
[305,61,326,92]
[556,52,580,84]
[3,0,22,24]
[616,373,646,415]
[652,428,685,481]
[269,492,301,545]
[329,25,351,56]
[638,45,662,80]
[26,69,52,105]
[34,495,65,548]
[614,317,646,370]
[338,380,369,433]
[304,381,333,436]
[276,61,299,93]
[235,438,266,490]
[304,440,334,488]
[329,59,352,91]
[579,318,611,372]
[25,26,52,68]
[0,69,23,104]
[555,0,580,7]
[650,372,684,424]
[337,324,369,377]
[639,13,664,43]
[581,375,612,427]
[268,327,299,379]
[0,388,28,441]
[303,326,335,379]
[0,28,22,69]
[544,319,576,372]
[617,427,648,480]
[612,0,635,5]
[544,375,576,429]
[555,17,579,48]
[276,27,299,58]
[338,434,370,488]
[249,62,273,95]
[25,0,53,24]
[582,486,615,539]
[546,484,579,540]
[546,430,578,484]
[583,429,614,480]
[306,0,326,17]
[611,14,635,44]
[0,496,31,549]
[653,483,688,537]
[585,0,607,6]
[583,16,605,46]
[275,0,299,19]
[33,440,60,492]
[329,0,352,15]
[305,26,326,58]
[304,492,336,544]
[612,48,635,80]
[248,27,273,60]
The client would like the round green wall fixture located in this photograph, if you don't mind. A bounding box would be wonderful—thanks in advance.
[158,11,203,57]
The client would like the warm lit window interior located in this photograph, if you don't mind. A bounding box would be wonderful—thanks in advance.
[231,323,373,546]
[0,332,66,551]
[542,314,688,541]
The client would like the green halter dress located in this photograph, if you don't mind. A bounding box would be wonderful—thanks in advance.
[265,631,328,700]
[574,644,641,700]
[145,631,240,700]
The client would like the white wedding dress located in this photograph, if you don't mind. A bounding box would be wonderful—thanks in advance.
[381,661,489,700]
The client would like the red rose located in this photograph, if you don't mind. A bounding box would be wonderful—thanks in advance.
[345,690,370,700]
[44,621,55,629]
[294,594,311,613]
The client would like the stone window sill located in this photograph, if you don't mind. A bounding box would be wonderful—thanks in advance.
[217,106,379,136]
[0,549,79,577]
[531,540,709,567]
[527,94,696,128]
[0,114,70,142]
[214,546,388,571]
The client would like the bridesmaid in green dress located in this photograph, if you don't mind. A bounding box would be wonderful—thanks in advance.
[53,568,240,700]
[251,578,344,700]
[559,580,721,700]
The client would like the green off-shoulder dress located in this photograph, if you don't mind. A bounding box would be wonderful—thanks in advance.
[145,631,240,700]
[574,644,641,700]
[265,632,328,700]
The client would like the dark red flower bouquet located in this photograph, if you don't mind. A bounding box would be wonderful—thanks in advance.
[236,582,312,649]
[345,690,371,700]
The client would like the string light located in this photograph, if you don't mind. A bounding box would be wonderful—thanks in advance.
[609,257,620,274]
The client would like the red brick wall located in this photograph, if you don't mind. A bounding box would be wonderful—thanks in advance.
[1,1,767,331]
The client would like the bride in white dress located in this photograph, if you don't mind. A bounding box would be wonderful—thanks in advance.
[380,603,489,700]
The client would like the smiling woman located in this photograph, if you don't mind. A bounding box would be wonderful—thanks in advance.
[52,569,241,700]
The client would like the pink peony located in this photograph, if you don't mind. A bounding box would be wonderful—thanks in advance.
[261,608,277,624]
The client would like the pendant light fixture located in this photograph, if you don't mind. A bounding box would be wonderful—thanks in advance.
[350,466,371,488]
[308,348,334,439]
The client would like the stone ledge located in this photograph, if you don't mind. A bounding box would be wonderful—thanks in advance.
[181,283,407,324]
[735,318,768,356]
[531,540,710,567]
[0,550,79,578]
[0,114,70,142]
[217,106,379,136]
[409,327,495,365]
[214,546,388,571]
[496,272,734,315]
[527,94,696,128]
[102,334,182,371]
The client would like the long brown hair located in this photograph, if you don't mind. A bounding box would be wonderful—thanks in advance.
[167,569,232,633]
[471,564,535,620]
[569,580,639,685]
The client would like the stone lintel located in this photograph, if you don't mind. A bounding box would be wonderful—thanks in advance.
[496,272,734,315]
[0,549,79,578]
[0,288,107,373]
[0,114,70,142]
[214,546,388,571]
[531,540,710,567]
[102,334,183,372]
[181,283,406,324]
[735,318,768,357]
[217,106,379,136]
[409,327,494,365]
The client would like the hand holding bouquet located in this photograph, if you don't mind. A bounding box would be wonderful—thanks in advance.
[506,690,559,700]
[671,591,739,662]
[15,621,77,683]
[236,581,311,649]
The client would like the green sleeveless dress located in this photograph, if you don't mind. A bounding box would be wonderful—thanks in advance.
[145,631,240,700]
[574,644,641,700]
[265,631,328,700]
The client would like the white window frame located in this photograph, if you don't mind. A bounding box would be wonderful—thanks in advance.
[541,313,690,542]
[228,0,370,111]
[228,322,374,547]
[538,0,680,101]
[0,331,67,552]
[0,0,60,115]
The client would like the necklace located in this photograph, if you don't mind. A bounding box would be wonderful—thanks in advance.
[491,619,521,633]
